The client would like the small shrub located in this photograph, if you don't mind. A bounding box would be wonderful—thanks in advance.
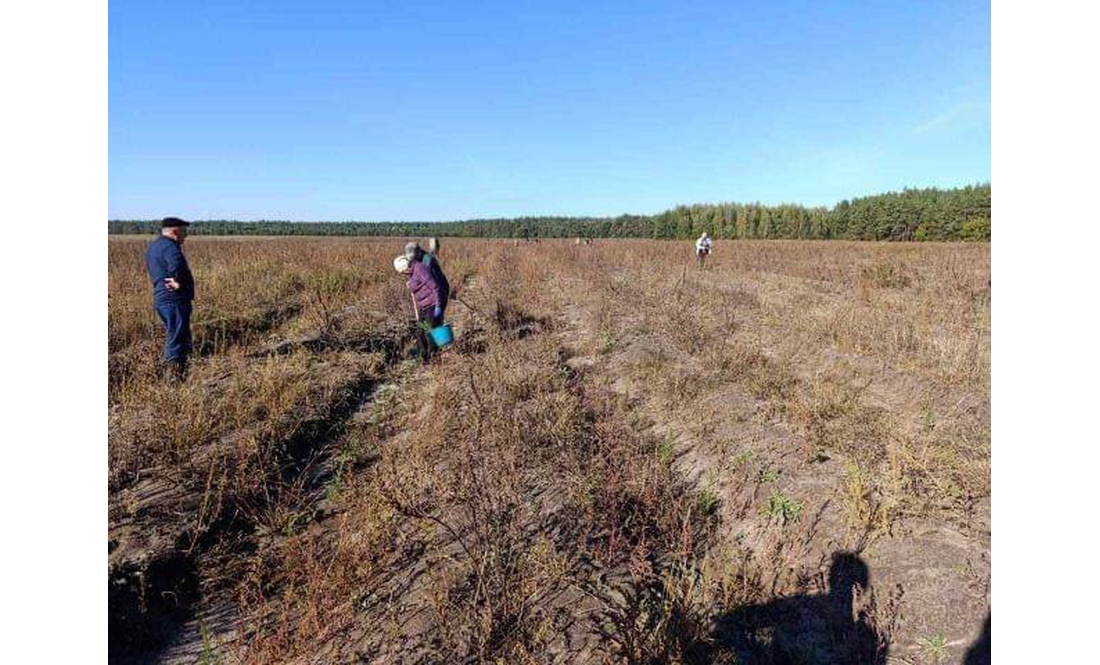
[917,634,948,663]
[656,432,675,465]
[730,451,753,467]
[763,489,803,523]
[698,489,720,516]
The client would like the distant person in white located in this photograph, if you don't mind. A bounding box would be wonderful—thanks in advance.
[695,232,713,268]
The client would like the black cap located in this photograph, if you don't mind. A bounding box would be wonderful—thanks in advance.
[161,217,190,228]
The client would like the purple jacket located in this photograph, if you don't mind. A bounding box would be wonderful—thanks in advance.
[407,260,443,310]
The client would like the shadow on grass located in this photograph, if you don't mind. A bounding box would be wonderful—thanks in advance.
[711,552,892,665]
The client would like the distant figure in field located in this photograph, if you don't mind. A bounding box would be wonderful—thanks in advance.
[695,232,713,268]
[146,217,195,381]
[395,242,448,361]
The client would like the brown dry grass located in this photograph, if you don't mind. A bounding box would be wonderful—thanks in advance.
[108,236,989,664]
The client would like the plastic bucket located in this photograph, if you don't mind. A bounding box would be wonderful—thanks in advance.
[429,323,454,347]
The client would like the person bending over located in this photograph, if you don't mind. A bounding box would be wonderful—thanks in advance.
[394,248,445,361]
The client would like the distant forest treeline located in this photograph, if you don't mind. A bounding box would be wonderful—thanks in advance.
[109,184,990,241]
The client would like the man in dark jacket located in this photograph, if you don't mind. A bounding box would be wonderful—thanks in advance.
[146,217,195,380]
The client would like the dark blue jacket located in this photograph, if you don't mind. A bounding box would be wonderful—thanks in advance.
[146,236,195,303]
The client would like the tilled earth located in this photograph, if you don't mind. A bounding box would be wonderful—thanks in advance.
[109,238,990,665]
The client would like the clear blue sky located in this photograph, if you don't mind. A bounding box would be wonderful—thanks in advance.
[109,0,990,220]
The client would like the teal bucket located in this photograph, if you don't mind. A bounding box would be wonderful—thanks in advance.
[429,323,454,347]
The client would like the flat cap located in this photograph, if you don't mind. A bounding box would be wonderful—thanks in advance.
[161,217,190,228]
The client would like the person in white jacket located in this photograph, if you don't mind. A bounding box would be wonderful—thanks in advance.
[695,232,713,268]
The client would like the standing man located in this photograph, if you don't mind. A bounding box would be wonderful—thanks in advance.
[146,217,195,381]
[695,231,713,269]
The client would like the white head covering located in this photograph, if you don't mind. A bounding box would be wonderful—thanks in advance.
[393,255,410,273]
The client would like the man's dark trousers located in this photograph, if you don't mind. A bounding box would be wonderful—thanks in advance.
[155,300,192,364]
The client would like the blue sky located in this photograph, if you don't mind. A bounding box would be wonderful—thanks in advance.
[109,0,990,220]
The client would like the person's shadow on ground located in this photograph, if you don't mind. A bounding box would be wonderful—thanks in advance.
[964,613,990,665]
[710,552,890,665]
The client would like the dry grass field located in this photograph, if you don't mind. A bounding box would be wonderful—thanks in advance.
[108,236,990,664]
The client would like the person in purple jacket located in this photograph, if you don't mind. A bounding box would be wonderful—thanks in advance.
[406,241,450,305]
[394,249,447,361]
